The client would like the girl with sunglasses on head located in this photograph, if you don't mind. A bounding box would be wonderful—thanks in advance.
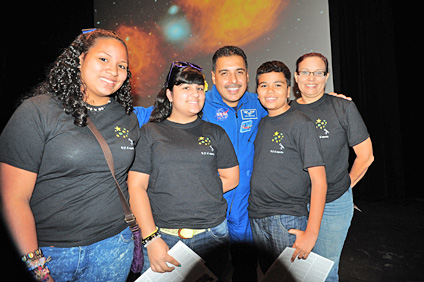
[0,29,138,282]
[128,61,239,279]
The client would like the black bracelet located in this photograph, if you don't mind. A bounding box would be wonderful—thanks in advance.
[142,230,161,247]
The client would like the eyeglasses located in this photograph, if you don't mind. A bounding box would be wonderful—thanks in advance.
[297,70,328,78]
[166,61,203,88]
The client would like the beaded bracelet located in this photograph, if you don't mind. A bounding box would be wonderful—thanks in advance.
[21,249,52,281]
[21,248,44,262]
[142,229,162,247]
[24,256,52,282]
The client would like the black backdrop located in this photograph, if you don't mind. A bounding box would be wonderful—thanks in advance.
[329,1,409,200]
[0,0,414,201]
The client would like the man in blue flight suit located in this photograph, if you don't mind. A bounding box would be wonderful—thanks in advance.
[134,46,266,281]
[202,46,266,282]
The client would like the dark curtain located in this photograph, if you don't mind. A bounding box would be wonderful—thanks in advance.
[0,2,95,280]
[1,0,95,131]
[328,1,412,199]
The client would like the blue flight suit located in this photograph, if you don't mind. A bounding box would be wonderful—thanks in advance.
[202,85,267,243]
[133,106,153,126]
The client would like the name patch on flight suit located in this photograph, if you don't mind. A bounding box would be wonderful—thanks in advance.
[240,109,258,120]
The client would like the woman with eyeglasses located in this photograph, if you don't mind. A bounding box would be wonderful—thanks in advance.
[291,53,374,282]
[0,29,137,282]
[128,61,239,279]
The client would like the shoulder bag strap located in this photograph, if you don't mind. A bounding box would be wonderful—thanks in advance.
[86,118,138,230]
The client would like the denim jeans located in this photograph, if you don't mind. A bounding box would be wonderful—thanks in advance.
[310,187,354,282]
[41,227,134,282]
[250,214,307,274]
[142,219,230,280]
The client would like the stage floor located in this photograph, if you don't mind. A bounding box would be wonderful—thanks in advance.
[126,198,424,282]
[125,198,424,282]
[339,198,424,282]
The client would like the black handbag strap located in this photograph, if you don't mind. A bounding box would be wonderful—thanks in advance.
[86,118,138,230]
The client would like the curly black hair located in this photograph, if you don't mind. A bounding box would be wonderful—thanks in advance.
[24,29,133,127]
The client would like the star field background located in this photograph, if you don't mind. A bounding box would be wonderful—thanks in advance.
[94,0,334,106]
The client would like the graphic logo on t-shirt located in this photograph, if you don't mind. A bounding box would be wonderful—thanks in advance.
[115,126,134,150]
[272,131,284,143]
[270,131,285,154]
[215,108,229,121]
[198,136,211,146]
[198,136,215,156]
[315,119,330,138]
[115,126,129,138]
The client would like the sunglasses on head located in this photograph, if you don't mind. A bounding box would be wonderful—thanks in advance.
[166,61,203,88]
[82,28,97,34]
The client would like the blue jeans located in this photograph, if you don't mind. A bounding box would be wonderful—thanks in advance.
[250,214,307,274]
[310,187,354,282]
[142,219,230,279]
[41,227,134,282]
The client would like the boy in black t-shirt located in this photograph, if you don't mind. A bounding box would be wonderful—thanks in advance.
[248,61,327,273]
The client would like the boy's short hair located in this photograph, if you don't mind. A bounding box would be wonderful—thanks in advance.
[256,60,291,88]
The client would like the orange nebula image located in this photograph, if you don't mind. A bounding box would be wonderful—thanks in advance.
[115,25,165,99]
[108,0,290,101]
[180,0,290,53]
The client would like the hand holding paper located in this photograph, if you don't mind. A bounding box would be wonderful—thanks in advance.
[261,247,334,282]
[288,229,318,262]
[146,238,181,273]
[137,241,217,282]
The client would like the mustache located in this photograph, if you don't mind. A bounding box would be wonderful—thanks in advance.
[225,83,242,89]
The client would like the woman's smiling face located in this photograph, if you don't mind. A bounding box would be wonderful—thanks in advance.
[294,56,329,103]
[166,83,205,122]
[79,37,128,104]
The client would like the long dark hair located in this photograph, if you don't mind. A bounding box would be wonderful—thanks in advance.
[24,29,132,127]
[149,63,205,123]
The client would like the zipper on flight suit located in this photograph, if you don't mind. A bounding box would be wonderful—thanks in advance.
[228,103,244,216]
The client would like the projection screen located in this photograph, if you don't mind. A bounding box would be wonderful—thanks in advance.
[94,0,334,106]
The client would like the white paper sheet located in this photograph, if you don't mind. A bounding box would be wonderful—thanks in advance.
[261,247,334,282]
[136,240,217,282]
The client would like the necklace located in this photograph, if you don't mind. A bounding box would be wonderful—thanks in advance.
[83,99,111,112]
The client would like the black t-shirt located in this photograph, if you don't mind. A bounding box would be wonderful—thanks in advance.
[130,118,238,229]
[248,108,325,218]
[0,94,140,247]
[291,94,370,202]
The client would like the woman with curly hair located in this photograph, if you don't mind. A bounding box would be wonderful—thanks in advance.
[0,29,138,282]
